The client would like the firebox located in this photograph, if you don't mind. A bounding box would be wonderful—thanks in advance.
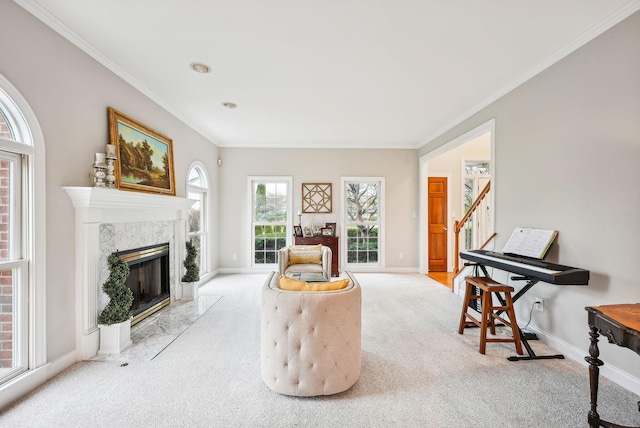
[117,243,170,325]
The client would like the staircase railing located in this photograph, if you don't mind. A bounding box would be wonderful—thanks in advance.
[453,181,491,274]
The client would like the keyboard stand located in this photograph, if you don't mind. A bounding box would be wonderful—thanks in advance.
[506,276,564,361]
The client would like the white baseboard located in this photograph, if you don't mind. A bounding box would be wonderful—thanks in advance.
[48,350,78,378]
[0,350,77,411]
[215,267,273,275]
[344,267,420,273]
[521,325,640,396]
[197,271,215,284]
[0,365,50,410]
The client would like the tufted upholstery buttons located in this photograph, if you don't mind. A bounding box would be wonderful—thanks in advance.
[260,271,362,397]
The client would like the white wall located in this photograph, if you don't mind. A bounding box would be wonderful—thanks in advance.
[217,148,419,272]
[419,11,640,386]
[0,2,220,365]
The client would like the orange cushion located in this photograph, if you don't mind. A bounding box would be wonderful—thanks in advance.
[279,275,349,292]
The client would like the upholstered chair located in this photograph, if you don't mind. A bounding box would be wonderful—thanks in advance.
[278,245,332,278]
[260,271,361,396]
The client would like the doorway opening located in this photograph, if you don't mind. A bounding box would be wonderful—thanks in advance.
[420,119,494,289]
[462,160,491,252]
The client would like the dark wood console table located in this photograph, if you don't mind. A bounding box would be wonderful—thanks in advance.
[585,304,640,428]
[294,236,339,277]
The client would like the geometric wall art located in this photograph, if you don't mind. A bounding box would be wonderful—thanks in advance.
[302,183,332,213]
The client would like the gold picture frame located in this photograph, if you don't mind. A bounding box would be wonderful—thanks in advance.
[302,183,332,213]
[108,107,176,196]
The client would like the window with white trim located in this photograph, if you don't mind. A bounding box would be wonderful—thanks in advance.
[249,177,292,266]
[462,159,491,251]
[186,163,209,276]
[0,84,34,386]
[342,177,385,266]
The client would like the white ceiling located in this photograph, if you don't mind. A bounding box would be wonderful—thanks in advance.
[15,0,640,149]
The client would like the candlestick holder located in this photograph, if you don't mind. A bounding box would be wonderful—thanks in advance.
[105,155,117,189]
[91,162,107,187]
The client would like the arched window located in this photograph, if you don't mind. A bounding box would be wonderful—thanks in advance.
[0,74,45,388]
[186,163,209,277]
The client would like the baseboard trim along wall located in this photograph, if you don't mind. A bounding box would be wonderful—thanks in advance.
[0,350,76,410]
[531,325,640,397]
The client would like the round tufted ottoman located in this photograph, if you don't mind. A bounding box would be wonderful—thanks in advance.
[261,271,362,396]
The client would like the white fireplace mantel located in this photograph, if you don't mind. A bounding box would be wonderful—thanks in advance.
[64,187,196,360]
[63,186,195,223]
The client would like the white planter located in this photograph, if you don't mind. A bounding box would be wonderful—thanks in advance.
[98,318,132,354]
[182,282,199,301]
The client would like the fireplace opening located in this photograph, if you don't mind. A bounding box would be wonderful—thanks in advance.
[117,243,170,325]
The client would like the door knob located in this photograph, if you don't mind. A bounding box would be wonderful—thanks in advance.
[443,227,448,231]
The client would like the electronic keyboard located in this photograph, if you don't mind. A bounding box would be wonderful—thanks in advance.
[460,250,589,285]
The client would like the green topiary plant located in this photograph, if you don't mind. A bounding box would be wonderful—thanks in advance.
[182,240,200,283]
[98,252,134,325]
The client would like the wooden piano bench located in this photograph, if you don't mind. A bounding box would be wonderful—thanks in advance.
[458,276,524,355]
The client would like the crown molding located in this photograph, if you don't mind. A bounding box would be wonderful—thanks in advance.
[13,0,221,147]
[13,0,640,150]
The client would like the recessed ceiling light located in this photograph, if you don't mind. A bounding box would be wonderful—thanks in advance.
[190,62,211,74]
[222,102,237,109]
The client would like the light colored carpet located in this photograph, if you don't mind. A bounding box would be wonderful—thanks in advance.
[1,273,638,427]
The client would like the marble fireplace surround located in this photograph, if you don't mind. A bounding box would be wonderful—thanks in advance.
[64,187,195,360]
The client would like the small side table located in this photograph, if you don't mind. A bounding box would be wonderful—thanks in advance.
[585,304,640,428]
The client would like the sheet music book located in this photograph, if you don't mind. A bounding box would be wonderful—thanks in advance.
[502,227,558,259]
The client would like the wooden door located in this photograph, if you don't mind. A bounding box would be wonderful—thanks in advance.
[428,177,448,272]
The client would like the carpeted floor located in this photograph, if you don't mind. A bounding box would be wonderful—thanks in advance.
[1,273,638,427]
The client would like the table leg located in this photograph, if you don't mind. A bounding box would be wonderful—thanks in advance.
[586,325,604,427]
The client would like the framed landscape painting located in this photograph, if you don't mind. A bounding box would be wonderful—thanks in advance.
[108,107,176,196]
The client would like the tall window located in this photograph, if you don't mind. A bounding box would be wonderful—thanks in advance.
[186,163,209,276]
[462,160,491,250]
[342,177,384,267]
[249,177,291,266]
[0,82,37,386]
